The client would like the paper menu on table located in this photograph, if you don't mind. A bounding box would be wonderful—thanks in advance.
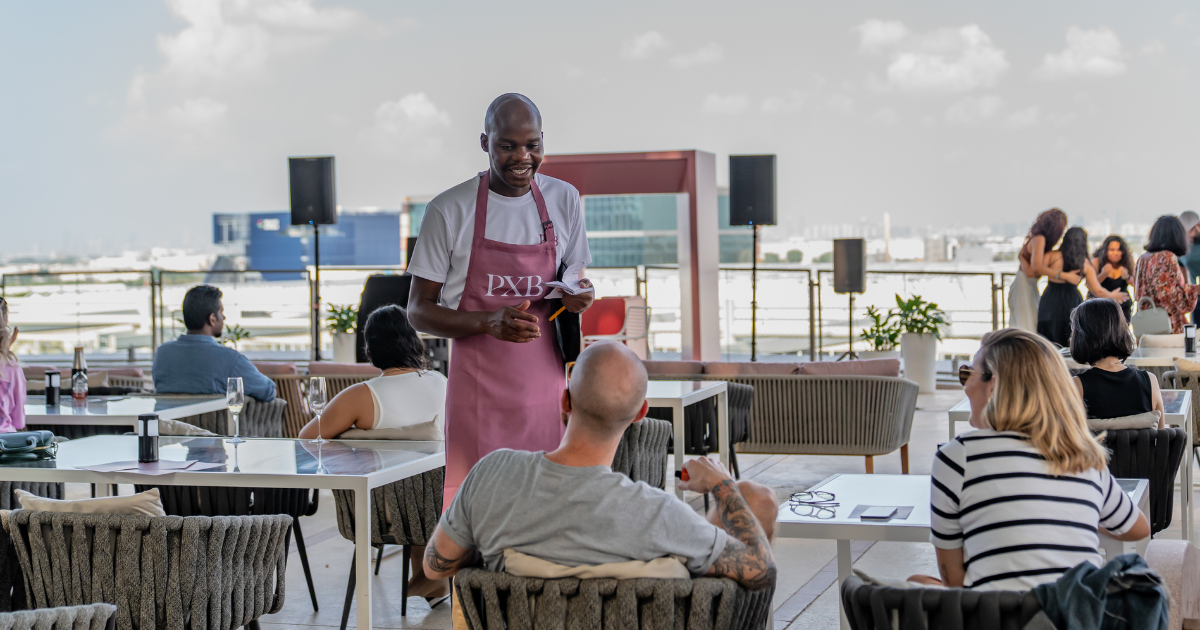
[74,460,225,476]
[545,262,594,298]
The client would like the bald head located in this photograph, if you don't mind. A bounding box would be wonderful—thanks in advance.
[568,341,648,436]
[484,93,542,135]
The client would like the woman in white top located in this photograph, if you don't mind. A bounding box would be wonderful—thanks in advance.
[298,304,448,599]
[909,328,1150,590]
[299,305,447,440]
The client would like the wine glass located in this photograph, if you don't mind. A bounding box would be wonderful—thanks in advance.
[308,376,328,445]
[227,377,245,444]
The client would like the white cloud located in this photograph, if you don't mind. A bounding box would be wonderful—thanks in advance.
[1142,40,1166,55]
[944,95,1003,124]
[1006,106,1040,128]
[855,20,909,53]
[670,43,723,68]
[761,91,805,114]
[856,21,1009,93]
[701,93,750,115]
[866,108,899,125]
[166,96,229,126]
[155,0,364,84]
[621,31,670,60]
[373,93,451,133]
[1035,27,1126,80]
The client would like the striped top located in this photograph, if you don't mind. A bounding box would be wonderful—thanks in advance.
[930,429,1137,591]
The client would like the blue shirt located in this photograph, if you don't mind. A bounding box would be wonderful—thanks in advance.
[152,335,277,402]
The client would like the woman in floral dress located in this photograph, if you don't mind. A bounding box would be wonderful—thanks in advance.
[1135,216,1200,333]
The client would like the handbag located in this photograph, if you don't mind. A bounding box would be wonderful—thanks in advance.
[1131,259,1173,338]
[0,430,57,460]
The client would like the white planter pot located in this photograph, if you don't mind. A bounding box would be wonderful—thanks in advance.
[858,350,900,360]
[332,332,357,364]
[901,333,938,393]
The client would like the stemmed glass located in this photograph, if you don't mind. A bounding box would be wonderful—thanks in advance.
[227,377,245,444]
[308,376,328,445]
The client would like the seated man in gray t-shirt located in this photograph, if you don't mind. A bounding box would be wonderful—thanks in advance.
[423,341,777,590]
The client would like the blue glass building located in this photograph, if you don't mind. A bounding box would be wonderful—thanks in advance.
[212,210,402,279]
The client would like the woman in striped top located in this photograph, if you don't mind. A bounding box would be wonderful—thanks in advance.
[910,328,1150,591]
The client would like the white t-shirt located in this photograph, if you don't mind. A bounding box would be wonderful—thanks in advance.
[407,173,592,310]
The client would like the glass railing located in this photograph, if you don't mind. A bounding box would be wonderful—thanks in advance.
[2,264,1008,364]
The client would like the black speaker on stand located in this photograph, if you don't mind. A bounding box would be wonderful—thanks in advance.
[289,156,337,362]
[730,155,777,361]
[833,238,866,361]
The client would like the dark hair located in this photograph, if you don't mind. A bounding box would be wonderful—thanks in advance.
[182,285,223,331]
[1028,208,1068,253]
[1146,215,1189,256]
[364,305,428,371]
[1059,226,1088,273]
[1092,235,1134,277]
[1069,298,1134,364]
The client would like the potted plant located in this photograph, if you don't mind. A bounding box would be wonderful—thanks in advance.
[857,305,900,359]
[326,304,358,363]
[222,324,251,351]
[894,295,948,393]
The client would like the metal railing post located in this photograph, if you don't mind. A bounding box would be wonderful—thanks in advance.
[309,269,318,362]
[149,268,158,357]
[808,270,816,361]
[991,274,1000,331]
[816,270,824,358]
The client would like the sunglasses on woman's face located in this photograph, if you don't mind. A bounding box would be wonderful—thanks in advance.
[958,365,993,386]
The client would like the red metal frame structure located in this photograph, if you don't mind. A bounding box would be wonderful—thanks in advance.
[539,150,720,361]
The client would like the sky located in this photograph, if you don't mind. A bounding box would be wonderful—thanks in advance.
[1,0,1198,255]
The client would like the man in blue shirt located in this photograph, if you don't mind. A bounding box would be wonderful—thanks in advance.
[153,285,276,402]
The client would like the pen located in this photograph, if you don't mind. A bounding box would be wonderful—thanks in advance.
[548,306,567,322]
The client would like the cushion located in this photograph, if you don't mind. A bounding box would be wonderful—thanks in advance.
[158,419,218,437]
[307,362,381,376]
[702,362,800,376]
[1087,411,1161,431]
[1141,334,1185,348]
[1175,358,1200,372]
[642,361,704,376]
[103,367,144,378]
[798,358,901,377]
[26,370,109,392]
[252,362,297,376]
[15,488,166,517]
[337,417,443,442]
[502,549,689,580]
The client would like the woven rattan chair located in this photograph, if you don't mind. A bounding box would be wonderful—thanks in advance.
[332,467,444,628]
[0,482,63,511]
[656,374,918,474]
[180,398,287,437]
[1159,371,1200,451]
[611,418,671,489]
[453,569,775,630]
[0,603,116,630]
[1103,427,1188,535]
[270,375,375,438]
[0,510,291,630]
[841,574,1042,630]
[648,382,753,478]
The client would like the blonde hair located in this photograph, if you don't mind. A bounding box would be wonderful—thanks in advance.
[977,328,1107,476]
[0,299,15,365]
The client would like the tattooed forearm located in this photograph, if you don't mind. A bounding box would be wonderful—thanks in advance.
[708,479,777,591]
[425,538,474,574]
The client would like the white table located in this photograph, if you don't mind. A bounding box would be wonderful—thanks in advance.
[777,473,1149,630]
[24,395,226,429]
[646,380,729,499]
[1127,347,1198,367]
[0,435,444,630]
[949,389,1194,543]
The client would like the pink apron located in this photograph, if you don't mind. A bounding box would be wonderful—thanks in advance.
[443,171,566,506]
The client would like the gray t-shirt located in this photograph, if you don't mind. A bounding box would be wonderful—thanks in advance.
[440,449,727,575]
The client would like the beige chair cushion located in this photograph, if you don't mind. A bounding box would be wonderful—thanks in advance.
[307,362,381,376]
[799,358,901,377]
[252,362,297,376]
[502,548,689,580]
[1141,334,1185,348]
[702,362,800,376]
[15,488,166,517]
[337,418,443,442]
[159,419,218,437]
[26,370,109,392]
[1087,411,1161,431]
[642,360,704,376]
[1175,358,1200,372]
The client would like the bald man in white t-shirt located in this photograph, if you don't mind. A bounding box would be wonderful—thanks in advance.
[407,94,593,519]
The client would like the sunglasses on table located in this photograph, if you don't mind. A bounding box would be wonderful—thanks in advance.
[789,491,839,520]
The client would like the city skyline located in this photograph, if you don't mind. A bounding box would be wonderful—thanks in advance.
[2,0,1198,255]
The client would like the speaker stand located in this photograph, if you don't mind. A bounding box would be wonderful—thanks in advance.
[312,222,322,363]
[750,225,759,362]
[837,293,858,362]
